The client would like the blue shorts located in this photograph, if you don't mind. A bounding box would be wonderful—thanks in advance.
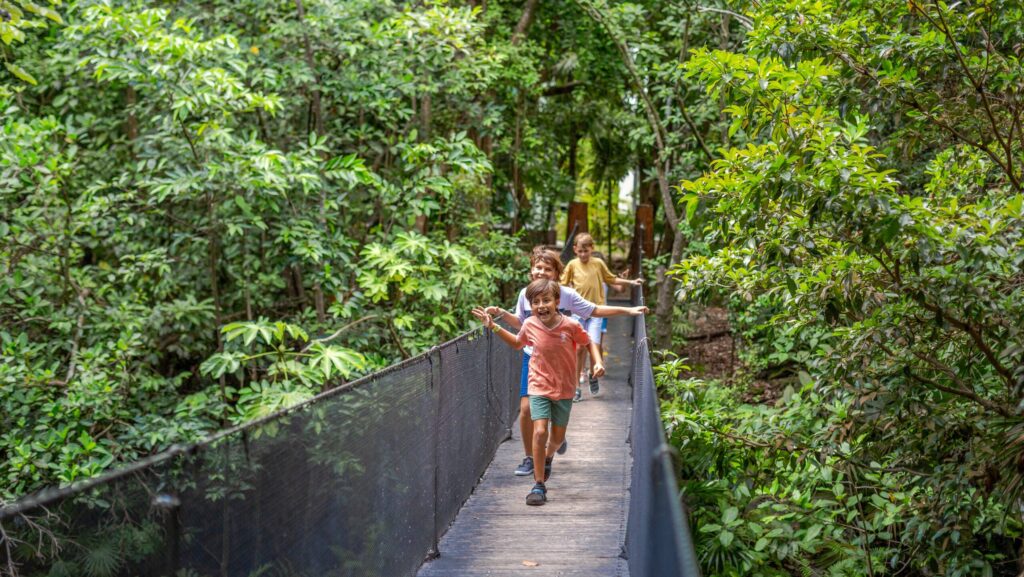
[519,352,530,397]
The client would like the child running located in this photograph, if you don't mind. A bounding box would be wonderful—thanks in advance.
[561,234,643,400]
[473,278,603,505]
[480,247,647,477]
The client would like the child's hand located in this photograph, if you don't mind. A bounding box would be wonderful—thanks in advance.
[633,278,644,286]
[592,363,606,378]
[484,306,503,317]
[629,306,650,316]
[471,307,495,329]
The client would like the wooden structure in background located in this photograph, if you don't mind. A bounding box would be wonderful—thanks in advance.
[566,201,588,244]
[636,203,654,257]
[627,204,655,274]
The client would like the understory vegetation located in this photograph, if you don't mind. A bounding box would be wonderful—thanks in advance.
[2,0,1024,575]
[664,0,1024,575]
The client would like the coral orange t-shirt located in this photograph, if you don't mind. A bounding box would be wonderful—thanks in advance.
[515,315,590,400]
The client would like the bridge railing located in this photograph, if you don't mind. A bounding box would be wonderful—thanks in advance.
[626,230,703,576]
[1,330,520,577]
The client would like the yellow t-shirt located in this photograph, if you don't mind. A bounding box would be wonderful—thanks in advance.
[561,258,617,305]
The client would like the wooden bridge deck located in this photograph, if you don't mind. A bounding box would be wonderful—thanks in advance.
[417,315,634,577]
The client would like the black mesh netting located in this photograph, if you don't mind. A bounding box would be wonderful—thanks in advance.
[624,246,702,576]
[0,330,519,577]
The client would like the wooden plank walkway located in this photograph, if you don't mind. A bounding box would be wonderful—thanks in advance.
[417,315,633,577]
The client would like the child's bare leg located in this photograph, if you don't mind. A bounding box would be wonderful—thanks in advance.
[532,418,550,484]
[519,396,533,455]
[546,425,567,459]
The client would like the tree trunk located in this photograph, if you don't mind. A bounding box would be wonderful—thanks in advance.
[512,0,540,45]
[607,179,614,257]
[575,1,686,350]
[511,96,528,232]
[653,164,682,349]
[125,86,138,143]
[296,0,328,323]
[295,0,324,137]
[656,230,684,349]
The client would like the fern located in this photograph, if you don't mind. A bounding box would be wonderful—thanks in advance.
[79,537,122,577]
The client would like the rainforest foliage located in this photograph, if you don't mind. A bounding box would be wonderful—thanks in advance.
[668,0,1024,575]
[3,0,1024,575]
[1,0,720,505]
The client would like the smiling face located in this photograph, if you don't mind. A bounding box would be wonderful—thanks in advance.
[531,261,558,281]
[530,292,560,326]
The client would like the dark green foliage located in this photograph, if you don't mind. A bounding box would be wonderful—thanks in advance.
[0,1,528,502]
[667,0,1024,574]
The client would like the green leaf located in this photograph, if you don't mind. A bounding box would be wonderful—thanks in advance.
[684,193,699,222]
[5,62,37,85]
[804,524,822,542]
[719,531,734,547]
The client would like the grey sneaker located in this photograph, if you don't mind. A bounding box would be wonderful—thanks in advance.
[526,482,547,506]
[514,456,534,476]
[557,439,568,455]
[589,376,600,396]
[573,387,583,402]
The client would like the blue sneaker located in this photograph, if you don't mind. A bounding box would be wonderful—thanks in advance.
[589,376,600,397]
[557,439,568,455]
[514,456,534,476]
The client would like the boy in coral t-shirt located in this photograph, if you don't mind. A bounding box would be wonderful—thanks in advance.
[473,278,604,506]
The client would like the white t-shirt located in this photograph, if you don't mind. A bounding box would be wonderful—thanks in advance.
[515,285,596,323]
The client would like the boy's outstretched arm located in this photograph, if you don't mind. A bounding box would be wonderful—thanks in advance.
[590,304,649,318]
[472,307,524,349]
[588,341,606,378]
[483,305,523,330]
[608,277,642,293]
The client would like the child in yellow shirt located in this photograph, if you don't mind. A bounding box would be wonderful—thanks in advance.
[560,233,643,399]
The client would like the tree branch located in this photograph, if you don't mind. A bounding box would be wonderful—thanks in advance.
[911,1,1020,190]
[512,0,540,45]
[300,315,378,353]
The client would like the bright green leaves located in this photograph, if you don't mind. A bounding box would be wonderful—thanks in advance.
[201,319,367,424]
[0,0,63,84]
[203,319,365,384]
[67,4,279,124]
[307,343,364,381]
[4,61,35,85]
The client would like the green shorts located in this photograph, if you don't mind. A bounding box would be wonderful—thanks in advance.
[529,395,573,427]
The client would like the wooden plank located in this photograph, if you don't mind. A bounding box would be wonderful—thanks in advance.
[417,317,633,577]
